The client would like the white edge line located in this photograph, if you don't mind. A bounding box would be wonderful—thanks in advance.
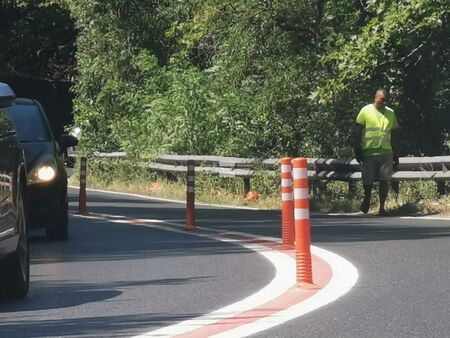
[400,216,450,221]
[77,210,358,338]
[80,212,295,338]
[68,186,273,211]
[211,245,359,338]
[133,241,295,338]
[71,186,450,220]
[74,189,359,338]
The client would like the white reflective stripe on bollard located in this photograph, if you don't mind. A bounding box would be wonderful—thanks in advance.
[293,188,309,199]
[294,208,309,220]
[281,179,292,187]
[281,164,292,173]
[282,193,293,201]
[292,168,308,179]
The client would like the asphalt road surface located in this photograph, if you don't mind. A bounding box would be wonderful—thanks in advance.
[0,188,449,338]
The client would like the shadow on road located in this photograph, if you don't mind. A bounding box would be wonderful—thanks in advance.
[0,281,121,313]
[67,190,450,246]
[0,311,200,338]
[28,216,255,265]
[0,276,211,313]
[1,189,446,338]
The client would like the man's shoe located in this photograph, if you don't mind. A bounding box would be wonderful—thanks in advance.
[378,209,388,216]
[360,198,370,214]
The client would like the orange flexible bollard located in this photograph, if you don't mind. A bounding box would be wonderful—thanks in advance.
[185,160,196,230]
[281,157,294,247]
[78,156,88,215]
[292,157,316,289]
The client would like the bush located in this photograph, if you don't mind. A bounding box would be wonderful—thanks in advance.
[70,158,448,215]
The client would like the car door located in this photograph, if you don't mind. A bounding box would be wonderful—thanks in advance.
[0,110,17,237]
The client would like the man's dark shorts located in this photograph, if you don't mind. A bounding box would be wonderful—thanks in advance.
[362,154,393,185]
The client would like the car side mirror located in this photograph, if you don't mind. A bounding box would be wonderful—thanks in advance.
[60,134,78,149]
[0,83,16,108]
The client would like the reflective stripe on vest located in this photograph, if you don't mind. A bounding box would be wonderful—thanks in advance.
[362,127,391,150]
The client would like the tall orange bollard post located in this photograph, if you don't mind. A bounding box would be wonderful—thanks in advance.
[281,157,294,248]
[185,160,196,230]
[78,156,88,215]
[292,157,316,289]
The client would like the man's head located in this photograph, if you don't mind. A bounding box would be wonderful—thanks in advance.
[374,88,389,109]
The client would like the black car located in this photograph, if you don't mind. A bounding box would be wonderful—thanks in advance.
[5,99,77,241]
[0,83,30,299]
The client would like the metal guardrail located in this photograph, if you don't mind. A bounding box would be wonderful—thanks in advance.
[148,155,450,182]
[68,151,449,194]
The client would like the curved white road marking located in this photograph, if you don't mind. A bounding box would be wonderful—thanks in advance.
[211,246,358,338]
[72,187,359,337]
[132,240,295,338]
[77,212,297,337]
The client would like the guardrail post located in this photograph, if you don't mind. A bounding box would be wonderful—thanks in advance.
[243,177,251,196]
[437,181,446,196]
[348,181,356,196]
[292,157,316,289]
[281,157,294,247]
[185,160,196,230]
[78,156,88,215]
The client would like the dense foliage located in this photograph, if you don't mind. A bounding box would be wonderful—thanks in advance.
[2,0,449,159]
[0,0,76,81]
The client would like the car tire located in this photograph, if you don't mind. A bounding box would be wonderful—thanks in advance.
[0,189,30,299]
[46,194,69,241]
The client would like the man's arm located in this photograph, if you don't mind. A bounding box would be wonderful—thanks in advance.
[354,124,364,163]
[391,127,400,170]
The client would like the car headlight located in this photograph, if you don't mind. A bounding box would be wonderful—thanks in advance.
[37,166,56,181]
[29,157,58,184]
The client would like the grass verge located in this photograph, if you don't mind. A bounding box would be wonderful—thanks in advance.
[68,158,450,216]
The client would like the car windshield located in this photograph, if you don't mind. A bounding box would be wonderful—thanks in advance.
[5,104,50,142]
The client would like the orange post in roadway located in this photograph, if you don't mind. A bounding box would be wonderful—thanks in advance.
[281,157,294,248]
[292,157,317,289]
[185,160,196,230]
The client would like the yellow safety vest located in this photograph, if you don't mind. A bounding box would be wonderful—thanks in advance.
[356,104,399,156]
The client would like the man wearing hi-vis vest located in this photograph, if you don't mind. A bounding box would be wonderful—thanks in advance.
[354,88,400,216]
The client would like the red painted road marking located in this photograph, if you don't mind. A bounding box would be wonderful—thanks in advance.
[173,254,331,338]
[75,212,334,337]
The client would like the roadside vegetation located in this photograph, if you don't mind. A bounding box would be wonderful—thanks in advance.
[65,0,449,161]
[2,1,449,215]
[3,1,447,159]
[69,159,449,216]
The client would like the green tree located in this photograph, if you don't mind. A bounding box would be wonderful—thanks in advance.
[315,0,449,155]
[0,0,76,81]
[54,0,448,159]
